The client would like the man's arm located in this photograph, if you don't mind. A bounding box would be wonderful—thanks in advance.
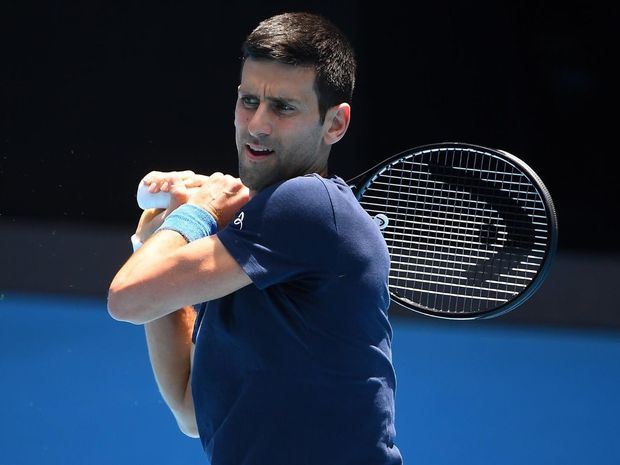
[144,307,198,437]
[108,172,252,324]
[108,181,201,437]
[107,171,251,438]
[108,230,251,324]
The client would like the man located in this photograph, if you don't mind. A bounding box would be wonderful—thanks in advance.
[109,12,402,464]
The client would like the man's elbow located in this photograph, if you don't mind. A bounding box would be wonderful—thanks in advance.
[173,408,200,438]
[107,283,149,325]
[179,421,200,438]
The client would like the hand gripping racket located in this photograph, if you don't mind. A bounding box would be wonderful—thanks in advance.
[137,142,558,320]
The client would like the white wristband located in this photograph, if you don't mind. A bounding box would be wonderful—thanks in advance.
[130,234,143,252]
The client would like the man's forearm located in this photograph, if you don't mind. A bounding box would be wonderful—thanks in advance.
[145,306,198,437]
[108,228,251,324]
[108,230,189,323]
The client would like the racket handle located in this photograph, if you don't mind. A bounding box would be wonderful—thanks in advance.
[136,182,171,210]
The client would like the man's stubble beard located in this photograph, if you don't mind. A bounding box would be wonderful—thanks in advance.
[236,128,326,192]
[237,150,281,193]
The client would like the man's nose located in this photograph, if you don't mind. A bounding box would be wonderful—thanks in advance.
[247,103,272,138]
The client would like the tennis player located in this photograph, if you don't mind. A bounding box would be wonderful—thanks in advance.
[108,12,402,464]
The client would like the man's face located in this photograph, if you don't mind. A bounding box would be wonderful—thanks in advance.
[234,58,330,192]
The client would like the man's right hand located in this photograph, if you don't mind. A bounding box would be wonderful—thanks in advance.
[184,172,251,229]
[134,170,251,241]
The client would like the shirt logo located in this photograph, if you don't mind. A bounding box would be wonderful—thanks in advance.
[374,213,389,230]
[234,211,244,230]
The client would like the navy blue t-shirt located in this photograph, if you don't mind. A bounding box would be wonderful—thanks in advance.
[191,174,402,464]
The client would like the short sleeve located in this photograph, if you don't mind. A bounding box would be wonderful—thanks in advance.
[216,175,338,289]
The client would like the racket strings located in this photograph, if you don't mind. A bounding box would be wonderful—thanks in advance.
[362,189,547,219]
[359,147,550,316]
[382,223,547,248]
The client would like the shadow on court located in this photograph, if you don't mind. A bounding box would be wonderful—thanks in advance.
[1,293,619,465]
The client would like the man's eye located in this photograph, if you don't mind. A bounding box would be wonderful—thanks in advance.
[275,103,295,113]
[241,96,259,108]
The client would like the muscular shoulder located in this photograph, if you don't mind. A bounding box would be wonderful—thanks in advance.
[264,174,333,211]
[252,175,337,227]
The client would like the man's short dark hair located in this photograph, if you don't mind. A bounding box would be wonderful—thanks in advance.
[242,12,356,123]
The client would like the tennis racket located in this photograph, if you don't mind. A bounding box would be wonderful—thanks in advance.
[137,142,558,320]
[349,142,557,319]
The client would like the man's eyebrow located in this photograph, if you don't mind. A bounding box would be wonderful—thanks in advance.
[237,90,301,105]
[267,96,302,105]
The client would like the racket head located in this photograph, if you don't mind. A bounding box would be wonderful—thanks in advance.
[353,142,558,320]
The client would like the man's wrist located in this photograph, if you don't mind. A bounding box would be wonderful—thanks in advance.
[156,204,218,242]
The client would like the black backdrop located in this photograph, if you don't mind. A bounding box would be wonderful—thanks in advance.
[2,1,617,251]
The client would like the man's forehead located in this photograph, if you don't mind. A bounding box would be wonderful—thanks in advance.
[239,59,317,101]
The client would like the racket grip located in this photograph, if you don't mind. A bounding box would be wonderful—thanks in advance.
[136,182,171,210]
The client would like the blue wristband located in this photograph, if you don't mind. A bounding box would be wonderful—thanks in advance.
[157,204,218,242]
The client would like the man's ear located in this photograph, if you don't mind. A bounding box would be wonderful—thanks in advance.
[323,103,351,146]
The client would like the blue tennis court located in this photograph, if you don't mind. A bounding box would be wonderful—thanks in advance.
[1,293,619,464]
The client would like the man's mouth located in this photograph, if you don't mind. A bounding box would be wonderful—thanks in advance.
[246,143,274,159]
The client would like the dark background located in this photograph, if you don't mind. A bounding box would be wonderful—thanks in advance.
[3,1,616,249]
[1,1,618,328]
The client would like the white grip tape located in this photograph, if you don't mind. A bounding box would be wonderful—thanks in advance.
[136,182,171,210]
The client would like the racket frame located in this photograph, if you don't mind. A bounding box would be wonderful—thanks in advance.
[349,142,558,320]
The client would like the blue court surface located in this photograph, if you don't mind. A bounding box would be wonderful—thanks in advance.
[1,293,619,465]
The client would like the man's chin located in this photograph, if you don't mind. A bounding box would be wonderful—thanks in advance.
[239,168,270,193]
[239,158,279,192]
